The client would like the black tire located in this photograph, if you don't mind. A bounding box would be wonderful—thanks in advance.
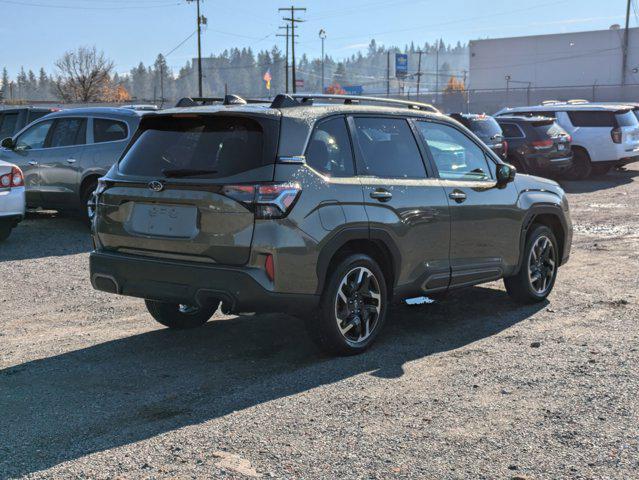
[565,148,592,180]
[306,253,388,356]
[0,223,12,242]
[81,178,98,225]
[504,225,559,304]
[145,300,220,329]
[590,164,611,177]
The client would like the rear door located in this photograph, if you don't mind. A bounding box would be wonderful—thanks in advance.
[38,117,87,207]
[350,116,451,294]
[96,113,279,265]
[564,110,617,160]
[415,119,521,286]
[84,116,134,176]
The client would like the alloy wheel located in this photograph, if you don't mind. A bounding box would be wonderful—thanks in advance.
[527,235,556,295]
[334,267,382,345]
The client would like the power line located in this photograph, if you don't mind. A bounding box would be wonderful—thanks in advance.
[0,0,182,9]
[279,5,305,93]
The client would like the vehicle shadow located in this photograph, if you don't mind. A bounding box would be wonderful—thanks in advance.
[559,166,639,194]
[0,211,91,262]
[0,286,546,477]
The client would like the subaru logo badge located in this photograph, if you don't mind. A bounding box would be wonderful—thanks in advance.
[148,180,164,192]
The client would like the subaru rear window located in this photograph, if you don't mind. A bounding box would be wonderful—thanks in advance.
[118,115,275,178]
[468,117,502,138]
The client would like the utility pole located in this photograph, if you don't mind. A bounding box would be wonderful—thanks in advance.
[415,50,424,99]
[435,45,440,104]
[279,6,306,94]
[276,25,290,93]
[187,0,204,97]
[319,29,327,93]
[622,0,632,85]
[386,50,391,97]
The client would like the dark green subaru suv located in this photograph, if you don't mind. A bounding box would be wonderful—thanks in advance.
[90,94,572,355]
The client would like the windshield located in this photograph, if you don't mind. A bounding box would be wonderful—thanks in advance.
[118,115,272,178]
[468,117,502,139]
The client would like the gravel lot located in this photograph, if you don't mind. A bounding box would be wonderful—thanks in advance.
[1,166,638,480]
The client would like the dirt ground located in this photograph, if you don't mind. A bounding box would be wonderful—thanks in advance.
[1,166,637,480]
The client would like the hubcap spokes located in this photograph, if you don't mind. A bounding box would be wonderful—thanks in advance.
[335,267,381,344]
[528,236,556,294]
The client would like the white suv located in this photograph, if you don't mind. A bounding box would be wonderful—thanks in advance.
[495,102,639,179]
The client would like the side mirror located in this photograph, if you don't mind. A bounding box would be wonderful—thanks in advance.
[496,163,516,186]
[1,137,15,150]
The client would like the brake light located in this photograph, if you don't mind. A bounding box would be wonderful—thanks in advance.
[611,127,622,144]
[222,183,301,219]
[0,166,23,189]
[531,139,553,149]
[502,140,508,156]
[566,134,572,143]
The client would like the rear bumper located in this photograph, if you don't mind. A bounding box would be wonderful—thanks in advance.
[90,250,319,314]
[524,153,573,173]
[0,186,26,221]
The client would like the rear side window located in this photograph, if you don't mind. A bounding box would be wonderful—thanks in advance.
[306,117,354,177]
[615,111,638,127]
[353,117,426,179]
[0,113,19,139]
[567,111,615,127]
[499,123,524,138]
[48,118,86,147]
[119,115,268,178]
[94,119,128,143]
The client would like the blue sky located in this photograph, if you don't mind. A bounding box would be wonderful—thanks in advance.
[0,0,633,76]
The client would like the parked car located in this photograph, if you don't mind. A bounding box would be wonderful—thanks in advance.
[0,106,59,139]
[449,113,507,159]
[0,107,147,220]
[89,93,572,356]
[0,159,25,241]
[495,115,572,178]
[495,102,639,178]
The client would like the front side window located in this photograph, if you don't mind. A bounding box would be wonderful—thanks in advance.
[0,113,19,139]
[49,118,86,147]
[15,120,53,150]
[353,117,426,179]
[94,119,128,143]
[305,117,354,177]
[417,121,493,181]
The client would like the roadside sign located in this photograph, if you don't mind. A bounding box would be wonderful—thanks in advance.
[395,53,408,78]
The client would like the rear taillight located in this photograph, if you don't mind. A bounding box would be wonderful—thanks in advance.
[611,127,622,144]
[565,134,572,143]
[531,139,553,149]
[265,254,275,282]
[222,182,301,219]
[502,140,508,157]
[0,166,23,189]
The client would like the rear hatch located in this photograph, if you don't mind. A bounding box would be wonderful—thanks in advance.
[530,118,571,159]
[468,115,506,157]
[95,112,280,265]
[614,109,639,149]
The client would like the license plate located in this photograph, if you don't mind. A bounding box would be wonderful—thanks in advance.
[557,144,565,151]
[127,203,198,238]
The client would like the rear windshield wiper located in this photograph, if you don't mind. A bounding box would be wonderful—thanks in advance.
[162,168,219,178]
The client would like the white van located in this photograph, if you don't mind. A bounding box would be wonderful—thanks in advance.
[495,102,639,179]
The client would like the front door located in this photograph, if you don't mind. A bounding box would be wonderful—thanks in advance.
[0,119,55,207]
[414,119,521,287]
[349,116,451,295]
[38,117,87,207]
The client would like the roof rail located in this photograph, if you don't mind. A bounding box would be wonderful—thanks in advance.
[540,100,565,105]
[271,93,439,112]
[567,99,589,104]
[175,95,268,107]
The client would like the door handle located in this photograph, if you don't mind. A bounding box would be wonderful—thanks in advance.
[28,160,38,166]
[449,190,467,203]
[66,158,77,164]
[370,189,392,202]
